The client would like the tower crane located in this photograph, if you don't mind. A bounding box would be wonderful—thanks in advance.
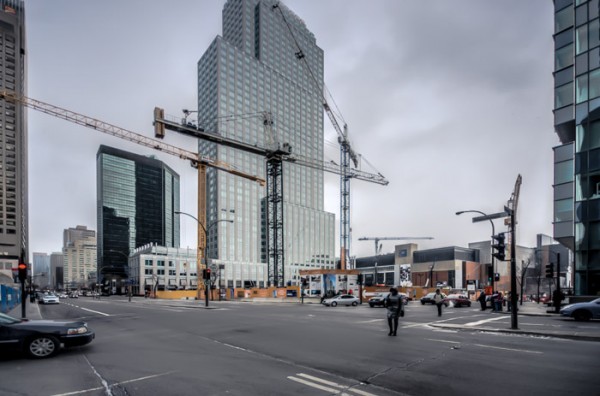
[153,109,387,287]
[272,3,389,270]
[0,91,265,293]
[358,237,434,256]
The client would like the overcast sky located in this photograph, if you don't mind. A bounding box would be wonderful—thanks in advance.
[26,0,556,259]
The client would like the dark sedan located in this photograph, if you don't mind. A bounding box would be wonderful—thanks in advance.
[0,312,95,358]
[443,294,472,308]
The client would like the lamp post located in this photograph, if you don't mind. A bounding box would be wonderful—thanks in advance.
[107,250,132,302]
[456,210,496,291]
[175,210,233,307]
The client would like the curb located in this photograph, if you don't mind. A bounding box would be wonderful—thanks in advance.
[429,323,600,342]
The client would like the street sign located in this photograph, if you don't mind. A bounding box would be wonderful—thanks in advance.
[472,211,509,222]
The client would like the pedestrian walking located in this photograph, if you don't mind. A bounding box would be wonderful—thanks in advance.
[494,291,503,312]
[385,287,403,336]
[477,290,486,311]
[433,288,444,317]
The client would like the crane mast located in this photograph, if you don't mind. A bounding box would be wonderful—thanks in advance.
[272,3,388,271]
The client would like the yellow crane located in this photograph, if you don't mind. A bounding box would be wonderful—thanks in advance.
[0,91,265,294]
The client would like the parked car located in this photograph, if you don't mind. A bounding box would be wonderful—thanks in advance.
[369,292,409,307]
[420,292,448,306]
[443,294,472,308]
[560,298,600,321]
[322,294,359,307]
[69,292,79,298]
[40,294,59,304]
[0,312,95,358]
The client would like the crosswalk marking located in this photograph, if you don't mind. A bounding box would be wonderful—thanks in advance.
[288,373,378,396]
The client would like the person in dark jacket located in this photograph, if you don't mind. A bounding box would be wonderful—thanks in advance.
[477,290,486,311]
[385,288,403,336]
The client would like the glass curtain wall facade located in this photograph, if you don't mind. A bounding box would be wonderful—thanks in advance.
[196,0,335,286]
[0,1,26,265]
[554,0,600,295]
[96,145,180,291]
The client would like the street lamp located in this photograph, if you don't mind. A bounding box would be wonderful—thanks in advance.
[175,210,233,307]
[456,210,496,291]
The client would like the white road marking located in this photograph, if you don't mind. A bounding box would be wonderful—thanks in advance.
[78,306,111,316]
[464,316,507,326]
[50,371,175,396]
[289,373,378,396]
[426,339,461,344]
[357,319,385,323]
[473,344,542,354]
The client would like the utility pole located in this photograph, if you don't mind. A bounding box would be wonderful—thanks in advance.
[554,253,561,314]
[507,205,518,329]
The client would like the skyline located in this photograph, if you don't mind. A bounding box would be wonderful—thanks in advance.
[26,0,556,259]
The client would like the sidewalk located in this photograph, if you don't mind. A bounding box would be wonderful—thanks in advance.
[431,301,600,342]
[7,299,42,320]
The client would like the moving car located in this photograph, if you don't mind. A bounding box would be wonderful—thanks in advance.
[40,294,59,304]
[443,294,472,308]
[0,312,95,358]
[322,294,359,307]
[420,292,448,306]
[369,292,409,307]
[560,298,600,321]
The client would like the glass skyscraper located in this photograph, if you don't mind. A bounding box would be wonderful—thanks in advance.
[197,0,335,286]
[0,1,26,268]
[553,0,600,295]
[96,145,180,291]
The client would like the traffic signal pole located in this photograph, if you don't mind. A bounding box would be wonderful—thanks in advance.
[508,206,518,330]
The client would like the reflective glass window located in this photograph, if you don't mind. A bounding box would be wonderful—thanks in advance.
[577,24,588,53]
[590,18,600,48]
[555,160,575,184]
[590,68,600,98]
[577,4,589,26]
[555,198,574,222]
[556,28,574,50]
[591,0,599,19]
[577,74,589,102]
[556,66,573,86]
[557,7,575,33]
[556,44,574,70]
[556,82,574,108]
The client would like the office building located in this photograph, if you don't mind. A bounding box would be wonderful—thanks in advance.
[32,252,50,289]
[0,1,26,269]
[553,0,600,295]
[62,225,96,290]
[196,0,335,287]
[96,145,180,293]
[50,252,63,290]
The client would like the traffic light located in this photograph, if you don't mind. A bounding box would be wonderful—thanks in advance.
[18,262,27,282]
[203,268,212,280]
[545,263,554,278]
[357,274,363,285]
[487,266,493,283]
[494,273,500,282]
[301,277,308,287]
[492,233,506,261]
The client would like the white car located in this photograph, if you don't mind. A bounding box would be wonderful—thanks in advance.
[560,298,600,321]
[40,294,59,304]
[322,294,359,307]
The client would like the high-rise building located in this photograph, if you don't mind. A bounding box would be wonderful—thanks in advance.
[0,1,26,268]
[50,252,63,290]
[32,252,50,289]
[553,0,600,295]
[96,145,180,293]
[197,0,335,287]
[62,226,96,290]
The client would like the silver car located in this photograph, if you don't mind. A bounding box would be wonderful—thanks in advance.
[40,294,59,304]
[322,294,359,307]
[560,297,600,321]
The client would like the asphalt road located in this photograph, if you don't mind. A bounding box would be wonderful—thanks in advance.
[1,298,599,396]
